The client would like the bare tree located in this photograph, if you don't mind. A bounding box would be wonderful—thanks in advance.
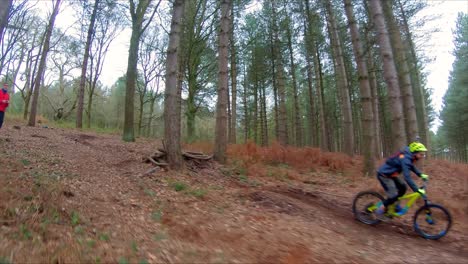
[28,0,62,127]
[123,0,161,142]
[86,2,125,128]
[76,0,100,128]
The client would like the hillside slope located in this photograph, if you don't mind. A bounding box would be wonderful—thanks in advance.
[1,122,467,263]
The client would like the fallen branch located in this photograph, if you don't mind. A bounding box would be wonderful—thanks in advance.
[148,157,169,167]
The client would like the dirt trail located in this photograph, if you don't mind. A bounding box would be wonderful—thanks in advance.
[1,123,467,263]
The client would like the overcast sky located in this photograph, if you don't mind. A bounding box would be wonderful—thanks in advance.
[415,0,467,131]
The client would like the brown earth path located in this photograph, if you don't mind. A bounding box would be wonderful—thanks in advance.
[0,123,467,263]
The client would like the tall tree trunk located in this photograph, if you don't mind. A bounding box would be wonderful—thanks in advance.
[243,63,248,143]
[253,70,258,143]
[285,13,302,147]
[305,1,328,151]
[137,86,144,136]
[271,0,288,145]
[324,0,354,155]
[269,29,279,140]
[214,0,230,163]
[258,81,264,145]
[86,90,93,128]
[344,0,375,175]
[146,96,156,137]
[261,84,268,146]
[123,0,159,141]
[123,7,142,142]
[0,0,12,41]
[363,2,383,158]
[229,0,237,144]
[369,0,406,151]
[367,47,383,158]
[383,0,418,142]
[396,0,429,147]
[77,0,99,129]
[306,54,316,147]
[315,43,329,151]
[28,0,61,127]
[164,0,184,169]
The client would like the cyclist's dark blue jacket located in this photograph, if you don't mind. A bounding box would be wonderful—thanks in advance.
[377,146,422,192]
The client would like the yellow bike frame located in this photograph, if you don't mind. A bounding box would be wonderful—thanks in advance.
[386,192,422,217]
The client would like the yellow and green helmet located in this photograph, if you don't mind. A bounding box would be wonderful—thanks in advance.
[409,142,428,153]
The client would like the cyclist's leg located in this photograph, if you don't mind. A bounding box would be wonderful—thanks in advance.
[377,174,398,210]
[393,177,407,212]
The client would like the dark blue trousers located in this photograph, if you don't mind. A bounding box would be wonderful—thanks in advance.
[0,111,4,128]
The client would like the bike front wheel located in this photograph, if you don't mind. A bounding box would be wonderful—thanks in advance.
[352,191,385,225]
[413,204,452,240]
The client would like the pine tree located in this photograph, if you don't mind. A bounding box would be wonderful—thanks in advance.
[439,13,468,162]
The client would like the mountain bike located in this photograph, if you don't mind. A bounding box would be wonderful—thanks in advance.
[352,181,452,240]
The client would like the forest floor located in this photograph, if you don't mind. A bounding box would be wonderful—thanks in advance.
[0,120,467,263]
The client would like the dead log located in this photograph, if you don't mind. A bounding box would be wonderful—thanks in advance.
[182,152,213,160]
[144,146,212,170]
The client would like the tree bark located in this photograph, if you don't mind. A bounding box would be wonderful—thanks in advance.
[243,63,249,143]
[123,1,143,141]
[396,0,429,147]
[164,0,185,169]
[344,0,375,175]
[123,0,159,141]
[369,0,406,151]
[28,0,61,127]
[367,45,383,159]
[383,0,418,143]
[229,0,237,144]
[214,0,230,163]
[261,83,268,146]
[306,54,316,147]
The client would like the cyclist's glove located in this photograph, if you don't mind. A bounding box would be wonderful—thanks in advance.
[420,174,429,181]
[417,188,426,196]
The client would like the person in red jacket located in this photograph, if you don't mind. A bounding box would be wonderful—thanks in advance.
[0,83,10,129]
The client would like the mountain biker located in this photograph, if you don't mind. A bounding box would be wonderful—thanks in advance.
[375,142,429,216]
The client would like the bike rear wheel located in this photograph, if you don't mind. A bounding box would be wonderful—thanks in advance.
[352,191,385,225]
[413,204,452,240]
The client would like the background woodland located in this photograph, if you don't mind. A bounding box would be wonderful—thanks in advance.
[0,0,467,169]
